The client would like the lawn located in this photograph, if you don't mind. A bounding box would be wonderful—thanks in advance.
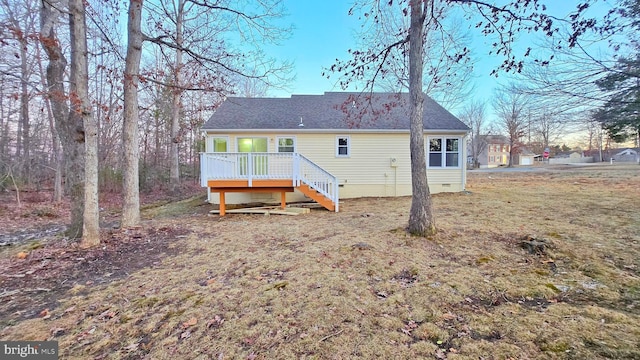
[1,164,639,359]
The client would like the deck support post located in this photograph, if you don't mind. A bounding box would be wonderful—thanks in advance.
[280,192,286,209]
[219,191,226,216]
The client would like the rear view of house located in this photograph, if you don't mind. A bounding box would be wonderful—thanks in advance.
[200,92,470,213]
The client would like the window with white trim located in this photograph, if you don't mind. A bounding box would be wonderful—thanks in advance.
[427,137,460,168]
[336,136,350,157]
[277,136,296,153]
[207,136,228,152]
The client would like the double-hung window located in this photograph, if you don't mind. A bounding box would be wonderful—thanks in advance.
[277,137,296,153]
[336,136,350,157]
[427,137,460,168]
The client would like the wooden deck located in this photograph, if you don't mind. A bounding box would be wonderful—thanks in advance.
[201,153,339,215]
[207,179,293,216]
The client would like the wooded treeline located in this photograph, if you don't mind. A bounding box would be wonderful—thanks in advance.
[0,0,289,245]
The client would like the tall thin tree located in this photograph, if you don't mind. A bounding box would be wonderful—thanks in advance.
[40,0,86,238]
[122,0,143,227]
[407,0,436,236]
[69,0,100,246]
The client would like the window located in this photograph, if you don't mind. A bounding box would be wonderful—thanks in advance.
[336,136,350,157]
[237,137,268,152]
[429,138,442,167]
[237,137,268,176]
[490,155,495,162]
[207,136,228,152]
[427,137,461,168]
[277,137,296,153]
[445,138,459,167]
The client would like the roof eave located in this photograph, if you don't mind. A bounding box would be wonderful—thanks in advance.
[201,128,469,134]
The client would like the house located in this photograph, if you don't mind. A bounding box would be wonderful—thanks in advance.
[477,135,510,168]
[200,92,470,214]
[612,148,639,163]
[514,147,537,166]
[549,151,593,164]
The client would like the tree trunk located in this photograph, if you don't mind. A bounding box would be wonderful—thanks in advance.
[122,0,144,227]
[407,0,436,237]
[69,0,100,247]
[169,0,185,193]
[19,34,30,183]
[0,82,7,162]
[35,40,63,202]
[65,0,88,239]
[40,0,85,237]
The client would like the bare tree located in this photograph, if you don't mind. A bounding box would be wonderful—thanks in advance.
[532,109,565,153]
[119,0,292,225]
[68,0,100,246]
[167,0,185,193]
[140,0,291,195]
[458,100,487,169]
[348,2,475,109]
[406,0,436,236]
[585,113,606,161]
[329,0,599,236]
[1,0,40,183]
[122,0,144,227]
[493,86,527,167]
[40,0,89,238]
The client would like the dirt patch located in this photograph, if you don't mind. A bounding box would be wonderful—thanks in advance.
[0,225,190,327]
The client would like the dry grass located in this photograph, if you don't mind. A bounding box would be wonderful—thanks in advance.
[1,164,639,359]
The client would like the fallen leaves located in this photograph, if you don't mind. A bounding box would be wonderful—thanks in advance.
[265,281,288,291]
[182,317,198,329]
[207,315,224,329]
[400,320,418,336]
[39,308,50,318]
[50,327,65,337]
[97,309,117,321]
[17,251,28,259]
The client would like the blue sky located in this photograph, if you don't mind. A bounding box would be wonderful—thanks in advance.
[265,0,613,117]
[266,1,360,97]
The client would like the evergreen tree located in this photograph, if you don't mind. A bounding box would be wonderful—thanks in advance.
[595,55,640,144]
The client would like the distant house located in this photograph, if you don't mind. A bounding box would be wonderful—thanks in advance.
[549,151,593,164]
[514,147,537,166]
[477,135,510,168]
[612,148,639,163]
[200,92,470,214]
[553,151,581,159]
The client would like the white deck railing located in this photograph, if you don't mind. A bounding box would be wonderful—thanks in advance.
[200,152,339,211]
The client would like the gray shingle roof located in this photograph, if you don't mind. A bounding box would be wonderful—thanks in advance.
[479,134,510,144]
[202,92,469,131]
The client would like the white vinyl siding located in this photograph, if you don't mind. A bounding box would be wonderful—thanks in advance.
[204,132,466,204]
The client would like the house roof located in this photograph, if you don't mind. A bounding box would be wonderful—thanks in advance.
[478,134,510,144]
[519,147,536,156]
[614,148,638,156]
[201,92,469,132]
